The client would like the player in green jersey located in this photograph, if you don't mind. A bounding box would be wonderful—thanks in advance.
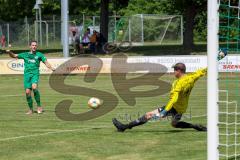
[6,40,55,114]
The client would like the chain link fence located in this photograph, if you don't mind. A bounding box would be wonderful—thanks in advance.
[0,14,183,49]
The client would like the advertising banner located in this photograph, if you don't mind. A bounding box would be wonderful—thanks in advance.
[0,55,239,75]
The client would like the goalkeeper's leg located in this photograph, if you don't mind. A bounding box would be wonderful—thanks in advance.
[171,114,207,131]
[112,107,162,132]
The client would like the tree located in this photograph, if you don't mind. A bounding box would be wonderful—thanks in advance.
[0,0,62,21]
[100,0,109,44]
[99,0,129,45]
[183,1,198,53]
[169,0,207,54]
[0,0,35,21]
[120,0,207,54]
[120,0,165,16]
[68,0,101,15]
[41,0,61,15]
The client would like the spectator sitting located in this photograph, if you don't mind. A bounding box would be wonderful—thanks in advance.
[80,28,91,52]
[96,32,102,53]
[69,30,80,54]
[0,35,6,48]
[90,30,97,53]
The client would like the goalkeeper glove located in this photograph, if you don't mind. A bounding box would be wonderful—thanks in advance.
[160,109,168,118]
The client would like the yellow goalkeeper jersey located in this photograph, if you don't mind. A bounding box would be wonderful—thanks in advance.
[165,68,207,114]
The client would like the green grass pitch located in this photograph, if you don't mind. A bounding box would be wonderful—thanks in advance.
[0,73,238,160]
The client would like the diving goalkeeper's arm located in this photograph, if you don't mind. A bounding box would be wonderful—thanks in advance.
[160,68,207,118]
[159,49,227,118]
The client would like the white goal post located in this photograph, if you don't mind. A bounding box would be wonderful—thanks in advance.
[61,0,69,58]
[207,0,219,160]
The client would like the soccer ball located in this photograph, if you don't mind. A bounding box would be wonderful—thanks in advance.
[218,49,227,60]
[88,97,101,109]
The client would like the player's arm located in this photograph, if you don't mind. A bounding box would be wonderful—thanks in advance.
[165,90,180,111]
[44,60,55,71]
[160,82,181,117]
[39,53,55,71]
[6,50,18,58]
[193,49,227,79]
[192,49,227,80]
[192,68,207,80]
[192,49,227,79]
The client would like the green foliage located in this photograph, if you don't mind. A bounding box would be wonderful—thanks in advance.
[119,0,166,15]
[41,0,61,15]
[0,0,35,21]
[120,0,207,43]
[194,11,207,42]
[0,0,208,43]
[69,0,101,15]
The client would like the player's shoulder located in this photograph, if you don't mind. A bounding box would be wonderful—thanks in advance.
[36,51,44,56]
[172,79,184,90]
[36,52,47,62]
[178,75,191,84]
[17,52,28,56]
[36,52,47,58]
[183,73,195,81]
[186,68,206,78]
[19,51,29,54]
[174,78,183,85]
[180,74,190,80]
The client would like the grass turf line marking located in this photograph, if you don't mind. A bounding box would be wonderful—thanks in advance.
[0,94,22,97]
[191,114,207,118]
[0,126,110,142]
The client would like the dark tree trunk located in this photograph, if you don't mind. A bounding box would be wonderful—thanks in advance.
[183,4,197,54]
[100,0,109,44]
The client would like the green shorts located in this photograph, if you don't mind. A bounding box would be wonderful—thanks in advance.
[24,73,39,89]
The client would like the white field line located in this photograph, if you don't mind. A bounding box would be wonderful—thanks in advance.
[0,94,22,97]
[191,114,207,118]
[0,126,110,142]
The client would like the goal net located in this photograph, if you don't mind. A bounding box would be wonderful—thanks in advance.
[113,14,183,45]
[217,0,240,159]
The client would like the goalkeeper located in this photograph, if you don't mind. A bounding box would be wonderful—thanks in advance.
[6,41,55,114]
[112,63,207,132]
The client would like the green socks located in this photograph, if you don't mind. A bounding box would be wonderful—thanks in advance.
[33,89,41,107]
[25,89,41,109]
[26,94,33,110]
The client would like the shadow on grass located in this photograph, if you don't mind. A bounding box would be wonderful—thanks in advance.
[116,129,199,134]
[91,127,103,130]
[122,44,207,56]
[15,109,55,113]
